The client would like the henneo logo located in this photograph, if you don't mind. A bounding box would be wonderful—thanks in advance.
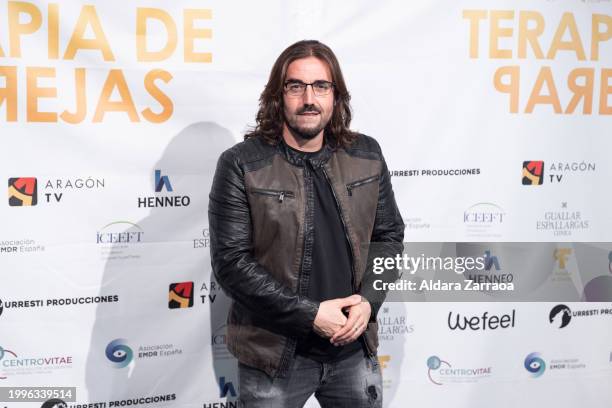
[218,376,236,398]
[522,161,544,185]
[155,170,173,192]
[138,170,190,208]
[484,250,500,271]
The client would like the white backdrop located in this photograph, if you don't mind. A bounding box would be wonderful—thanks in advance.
[1,1,611,407]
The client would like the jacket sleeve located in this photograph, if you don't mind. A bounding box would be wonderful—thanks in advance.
[208,148,319,337]
[359,144,405,322]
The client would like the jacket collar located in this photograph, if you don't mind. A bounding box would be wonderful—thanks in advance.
[277,135,336,168]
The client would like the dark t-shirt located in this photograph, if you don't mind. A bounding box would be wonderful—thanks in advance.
[289,144,363,362]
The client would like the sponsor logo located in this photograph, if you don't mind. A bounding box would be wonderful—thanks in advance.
[68,394,176,407]
[169,282,194,309]
[548,304,612,328]
[0,295,119,318]
[96,221,144,261]
[536,202,590,237]
[427,355,491,385]
[378,355,391,371]
[0,345,72,378]
[463,203,505,238]
[138,170,190,208]
[522,161,544,185]
[554,248,572,269]
[9,177,105,206]
[522,161,597,185]
[0,238,45,254]
[524,352,586,377]
[549,304,572,328]
[105,339,183,369]
[218,377,236,398]
[41,399,67,408]
[0,346,17,379]
[105,339,133,369]
[211,324,231,361]
[170,281,223,310]
[154,170,173,192]
[8,177,37,206]
[96,221,144,245]
[484,250,500,271]
[193,228,210,249]
[548,161,596,184]
[464,250,514,287]
[377,307,414,341]
[448,309,516,330]
[402,216,431,231]
[391,168,481,177]
[524,352,546,377]
[199,281,221,305]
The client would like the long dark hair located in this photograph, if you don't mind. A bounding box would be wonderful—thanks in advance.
[244,40,357,147]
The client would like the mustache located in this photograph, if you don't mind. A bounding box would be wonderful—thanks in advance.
[297,105,321,114]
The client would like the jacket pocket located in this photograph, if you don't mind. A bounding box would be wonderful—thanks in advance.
[249,188,295,203]
[346,175,379,196]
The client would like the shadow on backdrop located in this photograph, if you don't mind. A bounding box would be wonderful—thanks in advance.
[84,122,238,405]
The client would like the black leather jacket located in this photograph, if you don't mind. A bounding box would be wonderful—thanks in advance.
[209,133,404,378]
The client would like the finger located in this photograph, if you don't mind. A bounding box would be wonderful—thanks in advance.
[332,313,363,344]
[339,320,367,345]
[331,308,361,341]
[337,294,362,309]
[331,313,359,343]
[338,325,364,346]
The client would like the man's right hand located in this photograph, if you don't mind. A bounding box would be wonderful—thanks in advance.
[312,294,362,338]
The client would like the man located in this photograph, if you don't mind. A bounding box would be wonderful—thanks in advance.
[209,40,404,407]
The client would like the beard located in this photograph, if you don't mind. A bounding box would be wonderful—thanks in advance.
[284,104,331,140]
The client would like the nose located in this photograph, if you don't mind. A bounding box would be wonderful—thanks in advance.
[302,84,316,104]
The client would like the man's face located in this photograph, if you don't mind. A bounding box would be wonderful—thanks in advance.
[283,56,334,140]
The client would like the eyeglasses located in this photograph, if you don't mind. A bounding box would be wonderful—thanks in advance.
[284,80,334,97]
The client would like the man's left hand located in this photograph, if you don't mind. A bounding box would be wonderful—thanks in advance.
[330,298,371,346]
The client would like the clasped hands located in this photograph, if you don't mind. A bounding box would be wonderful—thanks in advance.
[312,294,371,346]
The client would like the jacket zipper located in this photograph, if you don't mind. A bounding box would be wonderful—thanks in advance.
[346,175,379,196]
[322,167,374,357]
[250,188,295,203]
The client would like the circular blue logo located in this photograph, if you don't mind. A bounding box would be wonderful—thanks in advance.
[524,352,546,378]
[105,339,133,368]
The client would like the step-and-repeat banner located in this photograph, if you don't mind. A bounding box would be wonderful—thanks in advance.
[1,1,611,407]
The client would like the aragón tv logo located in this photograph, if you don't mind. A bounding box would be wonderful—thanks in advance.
[8,177,37,206]
[522,161,544,185]
[169,282,194,309]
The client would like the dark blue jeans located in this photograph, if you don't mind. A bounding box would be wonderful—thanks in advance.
[237,350,382,408]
